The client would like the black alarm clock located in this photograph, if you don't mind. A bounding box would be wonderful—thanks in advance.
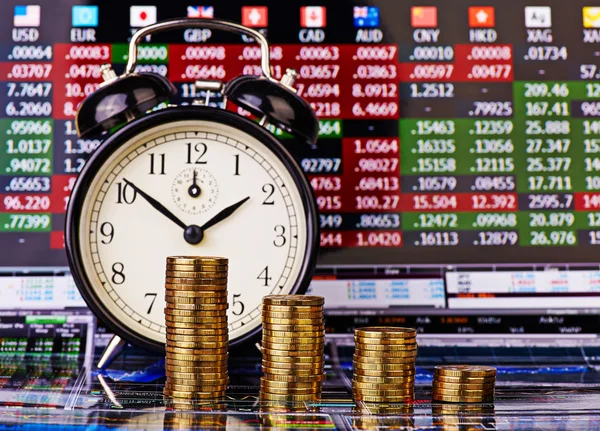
[65,19,320,367]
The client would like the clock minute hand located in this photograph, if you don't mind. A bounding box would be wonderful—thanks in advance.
[122,178,188,230]
[200,196,250,231]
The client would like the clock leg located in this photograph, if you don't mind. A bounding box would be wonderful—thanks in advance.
[97,335,128,369]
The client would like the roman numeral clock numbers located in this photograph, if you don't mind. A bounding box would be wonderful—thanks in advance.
[69,116,315,353]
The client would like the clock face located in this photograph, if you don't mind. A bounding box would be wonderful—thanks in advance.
[70,111,313,348]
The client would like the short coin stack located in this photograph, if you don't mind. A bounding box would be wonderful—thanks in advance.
[432,365,496,403]
[260,295,325,403]
[164,256,229,401]
[352,327,417,403]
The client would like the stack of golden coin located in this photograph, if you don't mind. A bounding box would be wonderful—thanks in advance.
[164,256,229,401]
[260,295,325,403]
[432,365,496,403]
[352,327,417,403]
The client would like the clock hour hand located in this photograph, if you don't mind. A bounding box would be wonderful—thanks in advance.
[122,178,187,230]
[200,196,250,231]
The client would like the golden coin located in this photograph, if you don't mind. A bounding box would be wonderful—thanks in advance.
[262,305,323,313]
[262,311,323,319]
[354,336,417,345]
[165,283,228,292]
[164,389,225,399]
[355,327,417,339]
[261,336,325,345]
[261,348,324,358]
[165,372,228,381]
[353,381,414,391]
[166,353,228,363]
[262,317,323,326]
[263,295,324,306]
[166,288,228,297]
[357,349,418,358]
[167,340,228,349]
[352,394,413,403]
[166,296,228,305]
[165,277,228,285]
[354,368,416,378]
[166,301,228,310]
[166,263,228,272]
[354,342,417,352]
[259,392,320,401]
[165,366,228,375]
[166,322,228,330]
[434,375,496,384]
[262,373,326,383]
[165,287,228,297]
[167,256,228,265]
[262,329,324,338]
[353,362,416,372]
[434,365,496,378]
[353,388,414,398]
[433,381,496,391]
[165,382,229,392]
[432,387,495,396]
[166,327,228,336]
[259,378,322,389]
[262,355,324,364]
[261,341,324,351]
[263,324,325,332]
[262,366,322,377]
[353,355,416,365]
[166,270,228,279]
[166,334,228,343]
[165,308,227,317]
[165,315,227,324]
[353,375,415,384]
[166,345,228,355]
[432,394,494,403]
[262,360,323,371]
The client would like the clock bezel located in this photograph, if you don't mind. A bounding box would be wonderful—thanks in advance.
[65,106,319,353]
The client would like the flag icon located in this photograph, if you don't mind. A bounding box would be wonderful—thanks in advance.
[188,6,214,19]
[583,7,600,28]
[72,6,98,27]
[524,6,551,28]
[354,6,380,28]
[242,6,268,27]
[130,6,157,27]
[469,7,494,27]
[411,6,437,28]
[14,5,41,27]
[300,6,326,28]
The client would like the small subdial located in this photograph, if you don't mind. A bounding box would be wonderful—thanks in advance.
[171,168,219,215]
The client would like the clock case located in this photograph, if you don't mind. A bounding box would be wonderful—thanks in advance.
[65,19,321,359]
[65,105,320,353]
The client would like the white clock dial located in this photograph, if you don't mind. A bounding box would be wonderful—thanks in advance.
[77,119,308,344]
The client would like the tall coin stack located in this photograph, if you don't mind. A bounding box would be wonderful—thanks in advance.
[432,365,496,403]
[260,295,325,404]
[164,256,229,401]
[352,327,417,403]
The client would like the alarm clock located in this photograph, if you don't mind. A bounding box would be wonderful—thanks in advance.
[65,19,319,366]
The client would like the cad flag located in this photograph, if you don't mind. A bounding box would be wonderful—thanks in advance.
[14,5,41,27]
[188,6,214,19]
[353,6,380,28]
[72,5,98,27]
